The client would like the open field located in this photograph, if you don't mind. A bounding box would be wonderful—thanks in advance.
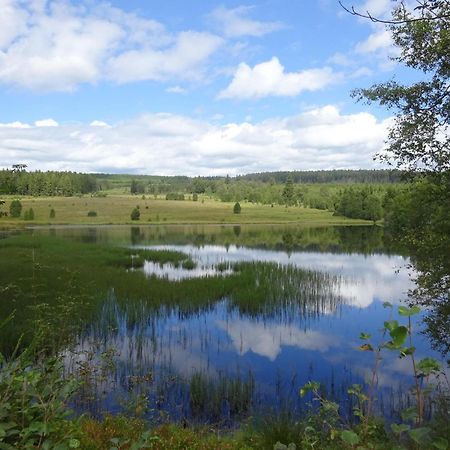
[0,195,371,226]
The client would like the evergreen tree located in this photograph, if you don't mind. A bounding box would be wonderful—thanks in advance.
[282,174,295,206]
[233,202,241,214]
[9,200,22,218]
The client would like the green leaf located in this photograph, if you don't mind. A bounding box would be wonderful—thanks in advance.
[399,346,416,357]
[341,430,360,445]
[398,305,421,316]
[401,407,418,422]
[390,325,408,347]
[391,423,410,434]
[432,437,448,450]
[384,320,399,332]
[69,438,81,448]
[359,332,371,340]
[299,381,320,397]
[408,427,431,444]
[417,358,441,376]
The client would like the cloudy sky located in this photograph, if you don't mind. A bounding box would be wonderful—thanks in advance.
[0,0,414,175]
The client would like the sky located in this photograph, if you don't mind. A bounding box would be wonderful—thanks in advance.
[0,0,414,176]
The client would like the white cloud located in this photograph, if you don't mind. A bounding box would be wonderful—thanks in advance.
[108,31,223,83]
[208,5,285,38]
[34,119,59,127]
[166,85,187,94]
[355,29,392,54]
[0,1,223,91]
[0,106,392,175]
[219,57,337,99]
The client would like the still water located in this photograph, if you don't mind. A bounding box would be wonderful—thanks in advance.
[19,225,446,423]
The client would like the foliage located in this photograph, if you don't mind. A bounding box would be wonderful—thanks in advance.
[353,1,449,174]
[0,351,81,449]
[299,303,448,450]
[281,174,295,206]
[87,210,97,217]
[233,202,241,214]
[9,199,22,218]
[334,186,383,221]
[0,168,98,196]
[130,207,140,221]
[165,192,185,201]
[49,208,56,219]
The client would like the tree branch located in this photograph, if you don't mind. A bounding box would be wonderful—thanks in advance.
[339,1,450,24]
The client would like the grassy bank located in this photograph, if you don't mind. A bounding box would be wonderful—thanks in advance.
[0,194,371,226]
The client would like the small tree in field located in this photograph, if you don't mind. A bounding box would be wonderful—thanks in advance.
[233,202,241,214]
[131,207,140,221]
[49,208,56,219]
[9,200,22,218]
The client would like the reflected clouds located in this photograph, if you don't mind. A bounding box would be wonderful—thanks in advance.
[216,318,339,361]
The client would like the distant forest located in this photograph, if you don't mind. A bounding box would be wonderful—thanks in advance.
[0,168,403,198]
[0,167,406,222]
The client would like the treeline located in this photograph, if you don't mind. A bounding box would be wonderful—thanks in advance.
[237,169,403,184]
[0,169,98,196]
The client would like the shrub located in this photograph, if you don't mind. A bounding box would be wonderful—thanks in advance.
[233,202,241,214]
[9,199,22,217]
[192,193,198,201]
[0,353,81,449]
[130,207,140,221]
[87,210,97,217]
[50,208,56,219]
[165,193,185,201]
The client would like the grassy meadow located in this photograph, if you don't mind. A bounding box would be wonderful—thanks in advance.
[0,194,370,226]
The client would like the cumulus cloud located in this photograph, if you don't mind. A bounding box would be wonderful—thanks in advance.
[0,1,223,91]
[218,57,337,99]
[0,106,392,175]
[208,5,285,38]
[108,31,222,83]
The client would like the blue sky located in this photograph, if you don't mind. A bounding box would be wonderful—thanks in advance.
[0,0,410,175]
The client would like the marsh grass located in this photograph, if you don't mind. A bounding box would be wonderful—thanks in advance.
[189,371,255,422]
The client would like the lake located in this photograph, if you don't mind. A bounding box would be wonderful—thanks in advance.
[0,224,444,425]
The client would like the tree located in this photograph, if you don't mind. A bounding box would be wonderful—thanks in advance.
[233,202,241,214]
[130,207,140,221]
[9,200,22,218]
[351,0,449,174]
[281,174,295,206]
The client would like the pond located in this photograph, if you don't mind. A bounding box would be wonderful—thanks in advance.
[0,224,445,425]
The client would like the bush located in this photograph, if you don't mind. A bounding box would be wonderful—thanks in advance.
[9,199,22,217]
[192,193,198,201]
[233,202,241,214]
[50,208,56,219]
[0,353,81,449]
[165,193,185,201]
[87,210,97,217]
[130,207,140,221]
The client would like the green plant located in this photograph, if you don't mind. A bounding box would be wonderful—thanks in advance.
[130,207,140,221]
[300,304,448,449]
[233,202,241,214]
[9,200,22,218]
[49,208,56,219]
[0,349,81,449]
[87,210,97,217]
